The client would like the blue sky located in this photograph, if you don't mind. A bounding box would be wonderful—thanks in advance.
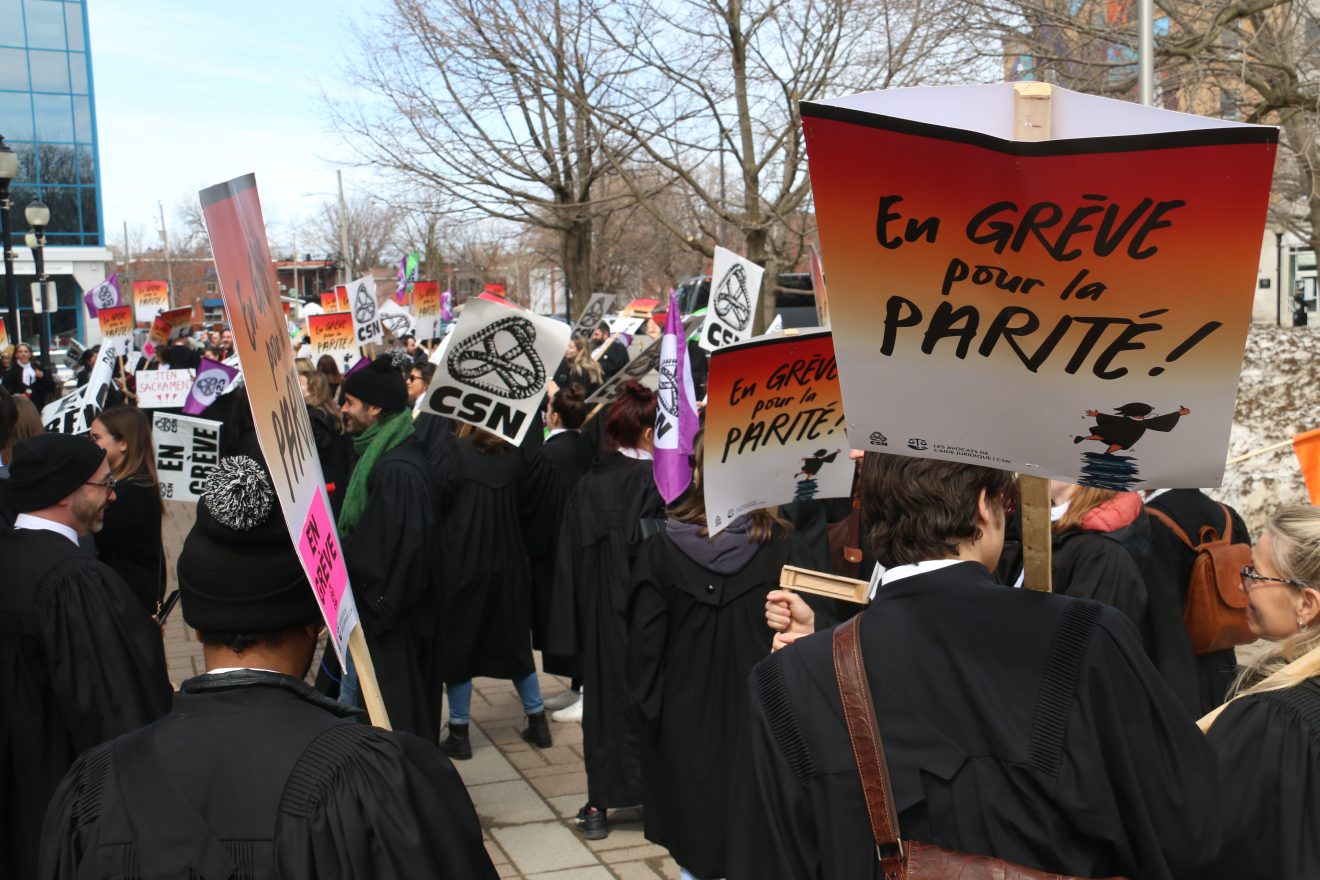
[88,0,384,251]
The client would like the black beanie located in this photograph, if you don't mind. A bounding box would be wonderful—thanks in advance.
[177,455,320,633]
[341,354,407,413]
[8,433,107,512]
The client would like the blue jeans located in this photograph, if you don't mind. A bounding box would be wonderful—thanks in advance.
[447,673,544,725]
[337,651,360,709]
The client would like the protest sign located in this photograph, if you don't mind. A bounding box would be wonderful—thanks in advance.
[40,339,122,434]
[307,312,358,371]
[413,281,441,339]
[378,299,416,340]
[98,305,134,349]
[587,313,704,405]
[319,290,343,312]
[151,414,222,502]
[422,296,570,444]
[699,247,765,353]
[132,280,170,324]
[183,359,240,415]
[809,246,829,326]
[704,329,852,535]
[136,369,195,408]
[802,82,1277,489]
[200,174,368,700]
[348,275,383,347]
[573,293,614,337]
[82,273,120,318]
[0,320,7,350]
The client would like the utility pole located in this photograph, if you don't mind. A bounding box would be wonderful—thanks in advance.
[158,201,176,306]
[337,170,351,283]
[1139,0,1154,106]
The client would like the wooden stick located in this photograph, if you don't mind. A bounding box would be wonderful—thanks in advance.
[348,625,393,730]
[1012,82,1055,592]
[1198,642,1320,732]
[1224,438,1294,466]
[581,401,606,425]
[780,564,870,605]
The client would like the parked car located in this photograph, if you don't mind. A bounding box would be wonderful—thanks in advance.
[671,271,818,328]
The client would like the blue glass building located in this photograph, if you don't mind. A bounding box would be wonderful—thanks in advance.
[0,0,107,346]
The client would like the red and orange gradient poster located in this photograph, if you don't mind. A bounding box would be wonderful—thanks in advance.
[803,83,1277,489]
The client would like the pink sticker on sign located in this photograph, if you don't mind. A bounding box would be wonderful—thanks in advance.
[298,489,352,656]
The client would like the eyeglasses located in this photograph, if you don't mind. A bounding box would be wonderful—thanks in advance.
[84,476,118,493]
[407,374,424,383]
[1240,565,1309,592]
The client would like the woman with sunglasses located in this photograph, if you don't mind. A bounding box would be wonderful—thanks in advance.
[1200,504,1320,879]
[88,407,165,616]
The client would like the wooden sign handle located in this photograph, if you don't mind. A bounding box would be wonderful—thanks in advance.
[348,626,393,730]
[1012,82,1055,592]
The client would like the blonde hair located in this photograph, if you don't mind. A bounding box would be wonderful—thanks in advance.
[1053,486,1120,534]
[568,336,604,385]
[1231,504,1320,698]
[666,433,790,543]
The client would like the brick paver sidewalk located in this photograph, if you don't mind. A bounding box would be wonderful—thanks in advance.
[160,501,679,879]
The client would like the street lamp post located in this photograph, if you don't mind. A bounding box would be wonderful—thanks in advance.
[0,135,18,347]
[24,199,53,372]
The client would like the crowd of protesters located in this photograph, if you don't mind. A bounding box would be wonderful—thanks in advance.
[0,314,1318,880]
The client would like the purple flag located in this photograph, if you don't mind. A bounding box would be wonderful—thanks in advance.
[653,302,700,503]
[82,273,121,318]
[441,290,453,322]
[182,358,240,415]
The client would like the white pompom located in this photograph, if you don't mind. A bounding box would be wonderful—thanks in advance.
[204,455,275,532]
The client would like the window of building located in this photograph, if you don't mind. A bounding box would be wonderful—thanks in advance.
[23,0,68,50]
[28,48,69,92]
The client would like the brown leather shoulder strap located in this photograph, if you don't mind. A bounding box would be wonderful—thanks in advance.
[1219,503,1234,541]
[832,615,904,875]
[1146,506,1196,551]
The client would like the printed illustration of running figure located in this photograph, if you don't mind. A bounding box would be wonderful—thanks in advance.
[797,448,840,478]
[1074,402,1191,455]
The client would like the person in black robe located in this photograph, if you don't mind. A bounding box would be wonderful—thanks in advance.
[526,384,596,678]
[1074,401,1190,454]
[1197,503,1320,879]
[1,433,172,879]
[338,357,445,740]
[796,447,840,478]
[591,322,630,380]
[628,440,813,877]
[39,454,496,880]
[729,453,1219,880]
[1143,488,1251,716]
[2,341,56,410]
[439,424,555,760]
[548,382,665,837]
[89,407,166,614]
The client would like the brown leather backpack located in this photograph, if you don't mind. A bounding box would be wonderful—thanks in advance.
[833,615,1126,880]
[1147,504,1254,654]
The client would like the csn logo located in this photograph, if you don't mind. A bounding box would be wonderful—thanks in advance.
[907,438,928,451]
[868,431,888,447]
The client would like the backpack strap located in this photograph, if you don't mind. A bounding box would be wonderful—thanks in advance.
[1147,506,1196,551]
[832,614,905,875]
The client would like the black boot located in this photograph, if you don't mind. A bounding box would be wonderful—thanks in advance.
[443,723,473,760]
[521,711,553,748]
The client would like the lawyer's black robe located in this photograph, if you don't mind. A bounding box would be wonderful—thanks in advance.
[439,437,545,682]
[548,453,664,807]
[1143,489,1249,716]
[341,436,445,740]
[729,562,1220,880]
[1202,679,1320,880]
[0,528,172,880]
[1053,528,1150,638]
[93,477,165,614]
[39,671,497,880]
[526,429,595,675]
[628,531,813,878]
[1088,410,1183,450]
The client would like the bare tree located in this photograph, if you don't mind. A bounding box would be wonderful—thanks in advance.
[331,0,645,317]
[968,0,1320,257]
[589,0,978,325]
[302,191,398,276]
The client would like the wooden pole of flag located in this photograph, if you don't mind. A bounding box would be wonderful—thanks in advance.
[1014,82,1055,593]
[1224,438,1295,466]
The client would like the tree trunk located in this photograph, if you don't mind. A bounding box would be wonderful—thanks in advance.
[560,216,593,324]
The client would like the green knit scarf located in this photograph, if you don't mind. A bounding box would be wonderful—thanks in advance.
[338,408,415,534]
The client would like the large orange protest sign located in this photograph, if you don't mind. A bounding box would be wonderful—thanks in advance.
[802,83,1277,490]
[98,305,134,341]
[199,174,366,686]
[704,329,852,535]
[132,279,170,324]
[307,312,357,372]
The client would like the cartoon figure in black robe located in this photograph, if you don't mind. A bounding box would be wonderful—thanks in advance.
[796,448,840,478]
[1074,402,1191,455]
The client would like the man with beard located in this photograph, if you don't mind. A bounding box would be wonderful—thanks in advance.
[0,433,172,878]
[338,355,445,739]
[40,455,495,879]
[592,321,630,380]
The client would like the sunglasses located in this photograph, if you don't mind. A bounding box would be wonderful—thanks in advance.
[407,374,425,383]
[84,475,119,493]
[1240,565,1309,592]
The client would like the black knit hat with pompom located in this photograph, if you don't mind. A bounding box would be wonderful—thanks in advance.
[342,353,408,413]
[177,455,320,632]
